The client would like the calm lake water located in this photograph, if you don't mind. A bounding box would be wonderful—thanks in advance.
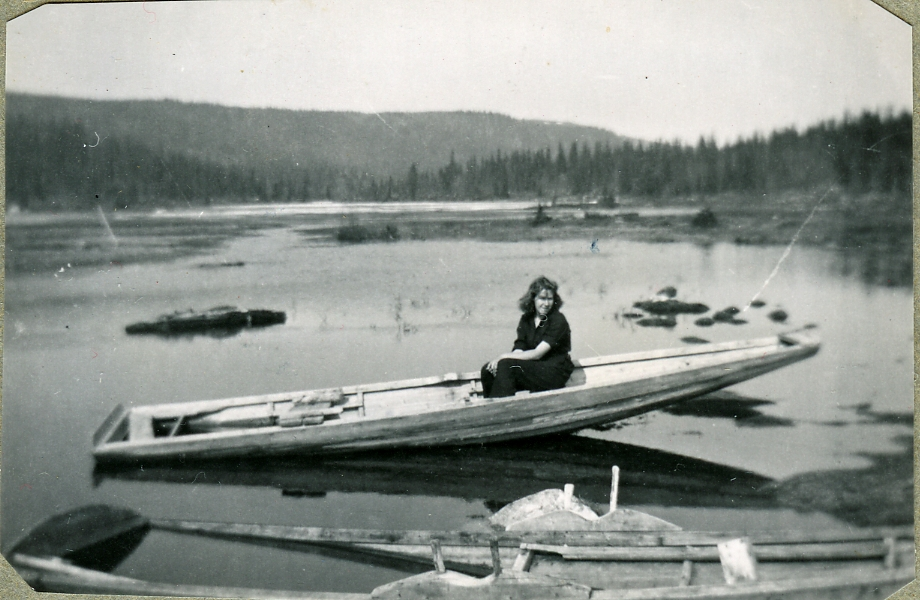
[1,206,912,593]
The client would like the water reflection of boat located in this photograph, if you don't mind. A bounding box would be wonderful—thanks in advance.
[93,330,819,461]
[93,436,777,510]
[124,306,286,336]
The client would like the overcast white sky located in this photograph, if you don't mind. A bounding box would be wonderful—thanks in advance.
[6,0,912,144]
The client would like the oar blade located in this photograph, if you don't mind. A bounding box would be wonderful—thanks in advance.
[9,505,150,572]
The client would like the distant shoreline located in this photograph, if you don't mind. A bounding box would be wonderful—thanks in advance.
[5,191,911,287]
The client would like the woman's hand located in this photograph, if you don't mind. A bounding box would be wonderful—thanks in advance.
[486,359,500,375]
[487,348,532,374]
[487,351,517,374]
[486,355,507,374]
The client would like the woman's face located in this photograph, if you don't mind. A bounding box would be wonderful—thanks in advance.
[534,288,555,317]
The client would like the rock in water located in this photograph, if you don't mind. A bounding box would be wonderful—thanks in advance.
[633,299,709,315]
[712,307,747,324]
[656,286,678,299]
[768,309,789,323]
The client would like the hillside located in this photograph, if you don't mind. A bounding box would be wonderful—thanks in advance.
[6,93,628,178]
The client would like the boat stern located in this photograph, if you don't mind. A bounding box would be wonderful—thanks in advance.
[92,405,130,453]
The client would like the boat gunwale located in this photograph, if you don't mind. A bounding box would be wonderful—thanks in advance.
[148,518,914,548]
[10,550,914,600]
[10,553,363,600]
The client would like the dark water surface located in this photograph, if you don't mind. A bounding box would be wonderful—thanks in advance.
[1,209,912,593]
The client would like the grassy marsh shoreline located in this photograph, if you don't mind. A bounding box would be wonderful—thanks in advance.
[5,191,911,287]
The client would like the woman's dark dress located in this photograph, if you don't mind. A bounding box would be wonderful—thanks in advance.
[481,311,575,398]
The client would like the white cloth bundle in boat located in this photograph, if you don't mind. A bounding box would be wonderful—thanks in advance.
[291,388,346,406]
[490,484,681,532]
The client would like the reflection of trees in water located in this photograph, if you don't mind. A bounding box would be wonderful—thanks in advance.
[835,243,912,288]
[833,193,912,287]
[771,434,912,527]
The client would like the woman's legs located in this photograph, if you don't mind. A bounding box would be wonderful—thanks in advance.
[480,363,496,397]
[484,358,570,398]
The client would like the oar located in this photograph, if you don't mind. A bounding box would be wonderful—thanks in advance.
[8,505,151,572]
[9,504,481,577]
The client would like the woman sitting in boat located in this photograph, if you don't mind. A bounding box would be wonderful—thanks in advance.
[481,276,574,398]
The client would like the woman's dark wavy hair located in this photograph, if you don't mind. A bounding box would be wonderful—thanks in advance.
[518,276,563,316]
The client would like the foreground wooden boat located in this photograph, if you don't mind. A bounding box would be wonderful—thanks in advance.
[8,474,912,600]
[93,329,820,461]
[368,477,914,599]
[151,475,915,598]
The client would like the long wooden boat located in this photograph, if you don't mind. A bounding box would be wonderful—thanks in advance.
[10,532,913,600]
[93,329,820,461]
[148,476,915,597]
[7,477,912,600]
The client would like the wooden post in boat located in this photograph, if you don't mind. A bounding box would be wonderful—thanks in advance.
[512,547,535,572]
[562,484,575,510]
[489,539,502,576]
[609,465,620,513]
[430,540,446,574]
[679,560,694,586]
[883,536,898,569]
[717,538,758,584]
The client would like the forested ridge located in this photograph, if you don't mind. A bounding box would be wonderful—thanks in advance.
[6,93,623,210]
[6,92,910,211]
[420,110,911,201]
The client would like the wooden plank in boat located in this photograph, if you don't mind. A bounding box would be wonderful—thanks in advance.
[136,388,345,419]
[134,377,472,421]
[574,335,782,368]
[522,540,911,562]
[364,384,475,419]
[587,567,913,600]
[148,519,912,548]
[354,371,473,395]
